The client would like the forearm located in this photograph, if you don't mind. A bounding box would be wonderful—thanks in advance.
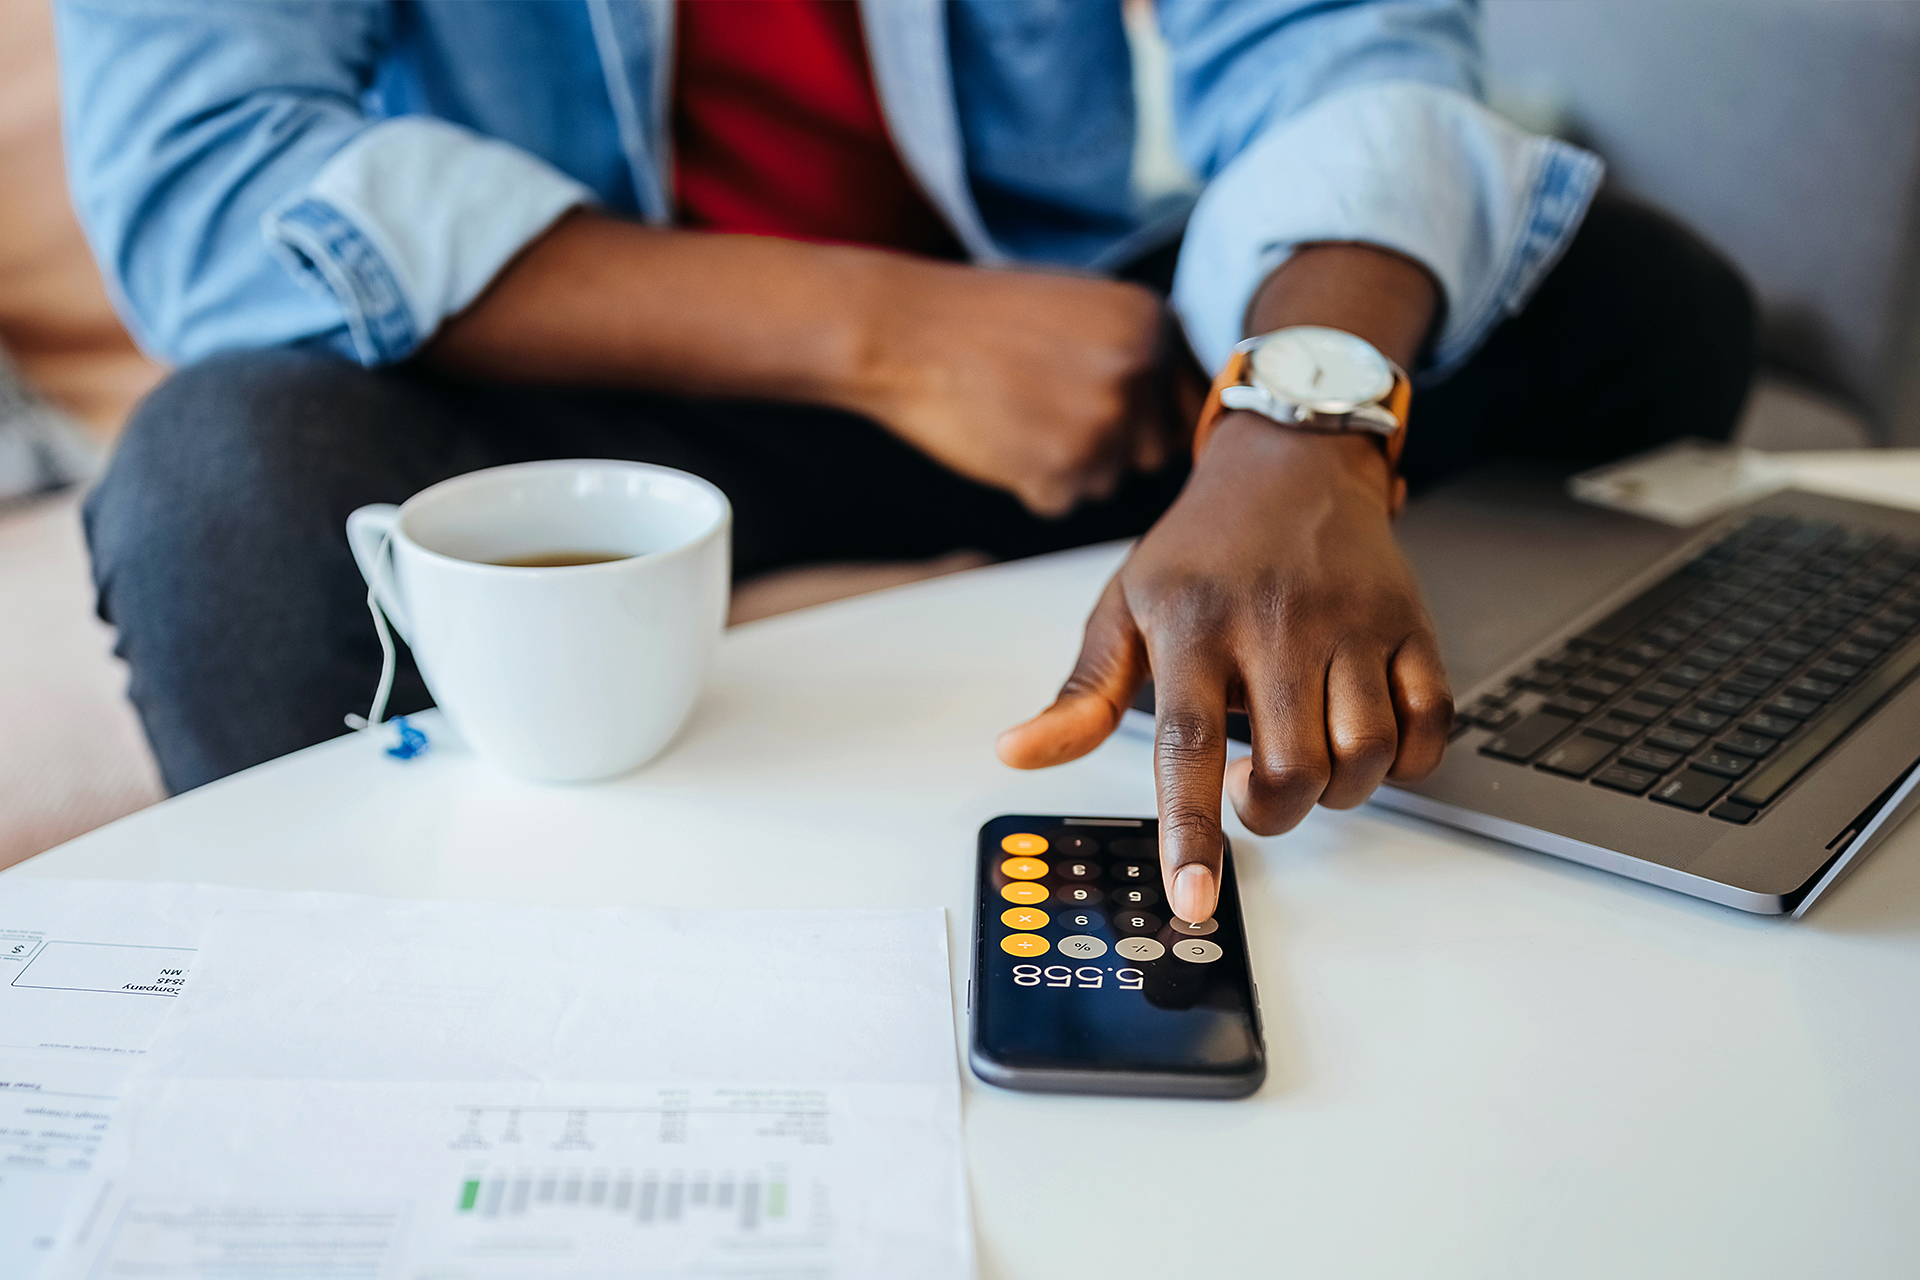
[426,210,906,409]
[1244,242,1438,368]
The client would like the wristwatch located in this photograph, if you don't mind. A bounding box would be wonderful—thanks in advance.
[1191,325,1412,514]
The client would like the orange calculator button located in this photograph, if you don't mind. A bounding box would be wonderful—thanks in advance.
[1000,906,1049,930]
[999,856,1049,880]
[1000,933,1049,957]
[999,881,1049,905]
[1000,833,1049,856]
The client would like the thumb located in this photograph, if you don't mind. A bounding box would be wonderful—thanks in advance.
[997,574,1147,769]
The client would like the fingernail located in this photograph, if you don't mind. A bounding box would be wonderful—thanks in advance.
[1172,864,1216,924]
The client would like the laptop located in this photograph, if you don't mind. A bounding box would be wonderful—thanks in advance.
[1124,465,1920,917]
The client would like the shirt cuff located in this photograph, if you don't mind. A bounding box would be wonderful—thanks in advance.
[1171,82,1604,377]
[261,116,594,366]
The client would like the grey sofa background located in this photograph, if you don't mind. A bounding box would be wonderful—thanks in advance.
[1483,1,1920,446]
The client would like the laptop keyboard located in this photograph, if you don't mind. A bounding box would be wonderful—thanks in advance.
[1464,514,1920,824]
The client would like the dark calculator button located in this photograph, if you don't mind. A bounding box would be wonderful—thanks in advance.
[1592,764,1659,794]
[1740,712,1797,738]
[1692,750,1753,779]
[1053,834,1101,857]
[1709,801,1759,824]
[1649,768,1731,812]
[1057,885,1104,906]
[1764,694,1820,719]
[1672,707,1730,733]
[1717,731,1777,758]
[1697,690,1753,715]
[1635,683,1685,707]
[1610,699,1664,724]
[1112,910,1161,936]
[1584,717,1640,743]
[1109,861,1153,883]
[1057,860,1101,882]
[1620,744,1682,772]
[1542,694,1600,718]
[1536,733,1617,779]
[1110,886,1160,909]
[1646,725,1707,753]
[1057,910,1103,932]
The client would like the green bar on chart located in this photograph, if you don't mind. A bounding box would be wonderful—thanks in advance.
[767,1182,787,1219]
[459,1180,481,1212]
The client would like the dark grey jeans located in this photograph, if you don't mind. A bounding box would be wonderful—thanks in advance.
[88,196,1756,793]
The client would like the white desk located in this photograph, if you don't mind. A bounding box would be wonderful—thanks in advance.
[14,541,1920,1278]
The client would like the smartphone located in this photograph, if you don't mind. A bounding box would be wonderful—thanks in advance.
[968,814,1266,1099]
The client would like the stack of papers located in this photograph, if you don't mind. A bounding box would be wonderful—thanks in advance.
[1,880,971,1280]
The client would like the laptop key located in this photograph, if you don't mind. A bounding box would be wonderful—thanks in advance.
[1585,716,1640,743]
[1709,800,1759,824]
[1649,768,1731,812]
[1807,660,1862,684]
[1536,733,1617,779]
[1718,674,1772,698]
[1646,726,1707,753]
[1481,710,1578,762]
[1672,707,1730,733]
[1635,682,1685,706]
[1620,744,1682,772]
[1610,699,1664,724]
[1692,750,1754,779]
[1717,731,1778,757]
[1740,712,1797,738]
[1787,676,1840,701]
[1592,764,1659,795]
[1765,694,1821,719]
[1543,694,1600,718]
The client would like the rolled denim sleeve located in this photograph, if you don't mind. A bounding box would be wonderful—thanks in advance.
[55,0,591,367]
[1159,0,1603,376]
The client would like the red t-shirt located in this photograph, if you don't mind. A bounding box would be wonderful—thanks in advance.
[672,0,963,258]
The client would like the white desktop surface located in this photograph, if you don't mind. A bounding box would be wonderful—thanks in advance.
[14,541,1920,1279]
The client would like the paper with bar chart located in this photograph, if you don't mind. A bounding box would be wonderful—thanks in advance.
[47,897,969,1279]
[59,1077,959,1278]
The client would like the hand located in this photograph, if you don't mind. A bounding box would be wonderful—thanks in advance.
[849,260,1182,517]
[995,415,1453,922]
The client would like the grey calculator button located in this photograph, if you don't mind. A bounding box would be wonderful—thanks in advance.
[1171,939,1224,964]
[1169,916,1218,936]
[1114,936,1166,962]
[1057,935,1108,960]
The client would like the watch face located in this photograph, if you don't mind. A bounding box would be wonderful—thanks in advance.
[1249,326,1394,413]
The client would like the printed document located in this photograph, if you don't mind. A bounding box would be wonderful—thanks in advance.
[0,879,360,1277]
[50,897,969,1280]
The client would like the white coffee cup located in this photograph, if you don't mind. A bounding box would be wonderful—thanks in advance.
[346,460,731,782]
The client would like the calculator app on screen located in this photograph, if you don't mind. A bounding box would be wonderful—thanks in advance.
[969,815,1265,1099]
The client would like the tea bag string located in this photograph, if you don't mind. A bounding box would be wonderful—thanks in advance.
[344,527,429,760]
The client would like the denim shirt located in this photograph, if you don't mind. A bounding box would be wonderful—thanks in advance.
[54,0,1600,378]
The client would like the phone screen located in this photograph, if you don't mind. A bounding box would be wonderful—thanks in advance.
[969,815,1265,1098]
